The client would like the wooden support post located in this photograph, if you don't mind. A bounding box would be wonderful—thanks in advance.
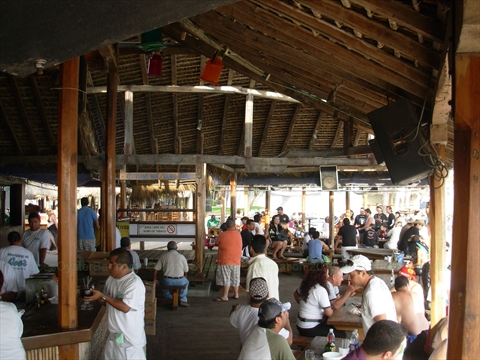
[244,93,253,158]
[301,187,306,231]
[447,53,480,358]
[329,191,334,249]
[429,144,447,326]
[105,68,117,251]
[265,187,271,224]
[57,57,79,329]
[345,190,351,219]
[195,160,206,276]
[220,189,226,224]
[120,180,127,219]
[230,174,237,218]
[100,168,106,251]
[244,187,249,216]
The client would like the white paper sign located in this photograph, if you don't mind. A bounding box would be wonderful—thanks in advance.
[138,224,177,235]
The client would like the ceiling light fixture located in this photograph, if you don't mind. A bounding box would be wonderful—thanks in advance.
[147,52,163,77]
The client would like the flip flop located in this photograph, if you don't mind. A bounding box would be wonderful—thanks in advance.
[230,296,239,299]
[213,297,228,302]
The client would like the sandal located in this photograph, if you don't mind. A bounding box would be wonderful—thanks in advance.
[213,297,228,302]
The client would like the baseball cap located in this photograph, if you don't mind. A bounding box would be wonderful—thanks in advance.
[340,255,372,273]
[258,298,291,322]
[414,219,425,226]
[399,266,416,279]
[249,277,269,300]
[276,206,283,211]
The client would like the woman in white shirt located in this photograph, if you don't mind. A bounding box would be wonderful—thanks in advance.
[293,264,334,337]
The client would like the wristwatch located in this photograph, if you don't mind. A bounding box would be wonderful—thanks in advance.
[101,295,107,303]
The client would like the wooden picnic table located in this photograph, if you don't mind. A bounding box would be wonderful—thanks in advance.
[346,248,395,260]
[296,336,328,360]
[272,258,299,275]
[327,296,364,340]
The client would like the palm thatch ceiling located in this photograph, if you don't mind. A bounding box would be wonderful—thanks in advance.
[0,0,453,187]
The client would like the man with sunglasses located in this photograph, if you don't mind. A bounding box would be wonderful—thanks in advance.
[341,255,397,334]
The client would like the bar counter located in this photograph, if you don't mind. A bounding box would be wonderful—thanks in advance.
[21,301,106,350]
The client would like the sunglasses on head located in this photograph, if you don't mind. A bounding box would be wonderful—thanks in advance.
[346,259,366,270]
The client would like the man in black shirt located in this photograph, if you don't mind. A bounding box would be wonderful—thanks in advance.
[354,208,367,236]
[398,220,424,252]
[386,206,396,230]
[373,206,387,231]
[362,224,378,247]
[337,218,359,261]
[276,207,289,224]
[241,219,255,257]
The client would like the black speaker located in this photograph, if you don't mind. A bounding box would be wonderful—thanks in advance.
[368,139,384,165]
[319,166,338,190]
[367,98,432,185]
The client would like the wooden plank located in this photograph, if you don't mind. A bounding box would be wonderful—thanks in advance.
[139,54,156,154]
[124,90,133,157]
[197,94,204,154]
[29,75,55,147]
[105,67,117,251]
[309,111,323,150]
[282,103,302,153]
[0,102,23,155]
[350,0,446,44]
[258,101,276,157]
[331,121,343,148]
[58,57,79,329]
[219,95,231,155]
[8,75,39,153]
[447,53,480,358]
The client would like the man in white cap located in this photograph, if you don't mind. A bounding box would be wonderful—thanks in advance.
[239,297,295,360]
[340,255,397,334]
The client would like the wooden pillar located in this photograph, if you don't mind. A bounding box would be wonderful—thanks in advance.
[243,187,249,217]
[57,57,79,329]
[301,187,306,231]
[329,191,334,248]
[265,187,271,223]
[244,93,253,158]
[220,189,226,224]
[120,180,127,219]
[230,174,237,219]
[447,53,480,358]
[345,190,351,219]
[195,160,206,275]
[105,67,117,251]
[362,193,367,208]
[100,169,106,251]
[429,144,447,326]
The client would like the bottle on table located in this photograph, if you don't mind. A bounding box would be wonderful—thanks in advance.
[349,329,360,352]
[324,328,336,352]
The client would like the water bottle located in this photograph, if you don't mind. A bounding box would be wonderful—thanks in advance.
[324,328,336,352]
[349,329,359,351]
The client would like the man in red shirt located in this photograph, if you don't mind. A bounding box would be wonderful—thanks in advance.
[214,219,242,301]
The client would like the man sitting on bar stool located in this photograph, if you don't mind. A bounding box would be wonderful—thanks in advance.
[153,241,190,307]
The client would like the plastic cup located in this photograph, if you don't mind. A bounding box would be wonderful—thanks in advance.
[305,349,315,360]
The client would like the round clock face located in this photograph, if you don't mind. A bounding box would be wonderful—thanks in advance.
[323,176,336,189]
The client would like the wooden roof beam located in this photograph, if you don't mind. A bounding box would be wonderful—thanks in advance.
[139,54,157,155]
[86,71,106,153]
[284,146,372,158]
[8,75,39,153]
[0,103,23,155]
[245,0,430,88]
[29,76,55,148]
[309,111,323,150]
[331,120,343,148]
[350,0,447,44]
[282,103,302,153]
[258,101,277,157]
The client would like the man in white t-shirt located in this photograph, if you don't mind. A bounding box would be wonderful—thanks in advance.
[0,260,19,301]
[0,231,39,292]
[252,214,264,236]
[84,248,146,360]
[340,255,397,334]
[22,212,51,266]
[246,235,280,301]
[230,277,292,346]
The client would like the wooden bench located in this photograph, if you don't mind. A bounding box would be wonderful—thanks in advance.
[157,284,187,311]
[292,335,314,349]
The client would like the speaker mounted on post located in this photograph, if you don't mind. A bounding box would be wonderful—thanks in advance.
[319,166,338,191]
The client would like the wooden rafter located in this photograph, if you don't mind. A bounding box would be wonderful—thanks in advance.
[139,54,156,154]
[8,75,39,153]
[86,71,106,153]
[29,76,55,148]
[350,0,446,44]
[213,3,429,100]
[331,120,343,148]
[247,0,430,90]
[343,118,353,155]
[258,101,277,157]
[309,111,323,150]
[282,103,302,153]
[0,102,23,155]
[219,95,230,156]
[285,146,372,158]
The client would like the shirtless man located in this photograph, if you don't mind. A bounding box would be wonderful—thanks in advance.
[395,266,425,315]
[392,276,428,339]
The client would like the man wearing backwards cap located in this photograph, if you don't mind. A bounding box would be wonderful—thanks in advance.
[394,266,425,315]
[340,255,397,334]
[230,278,292,346]
[238,297,295,360]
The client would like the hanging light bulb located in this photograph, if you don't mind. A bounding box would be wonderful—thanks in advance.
[147,52,162,77]
[200,51,223,85]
